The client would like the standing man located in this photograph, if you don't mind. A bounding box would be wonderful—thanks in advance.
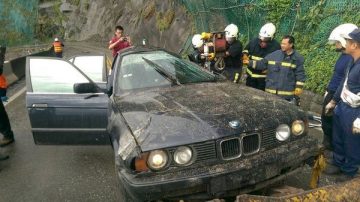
[243,23,281,91]
[244,35,305,104]
[0,46,14,148]
[109,25,131,57]
[322,24,357,156]
[52,38,64,58]
[223,24,243,83]
[325,28,360,182]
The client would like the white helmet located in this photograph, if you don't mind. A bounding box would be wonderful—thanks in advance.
[224,24,239,39]
[328,23,358,48]
[54,38,59,42]
[191,34,203,48]
[259,23,276,39]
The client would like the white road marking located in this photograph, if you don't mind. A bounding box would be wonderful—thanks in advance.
[4,86,26,107]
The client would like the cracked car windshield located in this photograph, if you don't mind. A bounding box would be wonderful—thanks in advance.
[116,51,217,91]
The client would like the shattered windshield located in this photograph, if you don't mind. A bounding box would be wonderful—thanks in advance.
[115,51,218,91]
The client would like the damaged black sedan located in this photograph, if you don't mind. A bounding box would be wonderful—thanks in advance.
[26,47,319,201]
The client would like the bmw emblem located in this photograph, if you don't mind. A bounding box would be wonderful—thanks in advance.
[229,120,240,129]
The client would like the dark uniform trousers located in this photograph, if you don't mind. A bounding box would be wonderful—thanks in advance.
[0,101,13,139]
[333,101,360,176]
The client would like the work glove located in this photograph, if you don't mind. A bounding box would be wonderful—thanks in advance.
[324,100,336,116]
[353,118,360,134]
[242,54,249,65]
[323,91,328,99]
[294,88,303,96]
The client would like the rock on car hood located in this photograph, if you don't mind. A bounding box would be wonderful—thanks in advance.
[114,82,306,151]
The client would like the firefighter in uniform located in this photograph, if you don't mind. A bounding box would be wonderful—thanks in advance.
[223,24,243,82]
[321,24,357,156]
[243,23,280,91]
[325,28,360,182]
[188,34,205,66]
[52,38,64,58]
[244,35,305,104]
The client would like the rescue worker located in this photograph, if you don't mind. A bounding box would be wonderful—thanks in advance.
[109,25,131,57]
[188,34,205,66]
[321,24,357,157]
[325,28,360,182]
[223,24,243,82]
[244,35,305,104]
[52,38,64,58]
[0,46,14,147]
[243,23,281,91]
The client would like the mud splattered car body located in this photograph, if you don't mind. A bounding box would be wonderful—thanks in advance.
[107,47,319,201]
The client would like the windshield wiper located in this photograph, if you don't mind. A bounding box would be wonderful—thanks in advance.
[142,57,181,85]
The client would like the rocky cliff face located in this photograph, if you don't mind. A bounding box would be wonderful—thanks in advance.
[57,0,193,53]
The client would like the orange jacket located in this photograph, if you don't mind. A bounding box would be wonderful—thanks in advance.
[0,74,7,89]
[53,41,63,53]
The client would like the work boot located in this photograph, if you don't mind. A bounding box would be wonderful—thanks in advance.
[0,136,15,147]
[323,163,341,175]
[0,154,9,161]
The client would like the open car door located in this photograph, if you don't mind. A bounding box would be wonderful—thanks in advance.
[68,54,108,90]
[25,56,109,145]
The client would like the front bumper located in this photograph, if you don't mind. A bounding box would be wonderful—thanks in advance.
[117,136,319,201]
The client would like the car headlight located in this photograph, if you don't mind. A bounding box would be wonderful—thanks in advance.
[276,124,290,141]
[174,146,193,165]
[147,150,168,171]
[292,120,305,136]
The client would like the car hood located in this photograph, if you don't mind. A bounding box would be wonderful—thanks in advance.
[114,82,306,151]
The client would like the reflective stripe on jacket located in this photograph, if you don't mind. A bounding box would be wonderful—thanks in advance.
[249,49,306,97]
[0,74,7,89]
[53,42,63,53]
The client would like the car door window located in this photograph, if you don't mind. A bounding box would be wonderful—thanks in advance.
[72,56,105,82]
[29,58,89,93]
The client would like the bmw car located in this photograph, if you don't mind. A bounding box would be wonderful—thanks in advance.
[26,46,319,201]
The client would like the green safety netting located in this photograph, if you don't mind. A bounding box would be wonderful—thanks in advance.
[0,0,38,46]
[180,0,359,54]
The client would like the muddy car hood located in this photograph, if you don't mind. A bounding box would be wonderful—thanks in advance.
[114,82,306,151]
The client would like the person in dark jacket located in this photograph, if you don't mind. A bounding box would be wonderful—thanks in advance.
[188,34,205,66]
[243,23,281,91]
[0,46,14,148]
[325,28,360,182]
[244,35,305,104]
[223,24,243,83]
[321,24,357,155]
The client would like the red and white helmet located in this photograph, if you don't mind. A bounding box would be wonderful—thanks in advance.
[328,23,358,48]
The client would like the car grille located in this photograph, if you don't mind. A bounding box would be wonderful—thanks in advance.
[261,128,278,149]
[220,138,241,160]
[169,128,277,166]
[242,133,260,155]
[193,141,217,162]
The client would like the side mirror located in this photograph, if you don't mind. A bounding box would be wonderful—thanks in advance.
[73,83,98,94]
